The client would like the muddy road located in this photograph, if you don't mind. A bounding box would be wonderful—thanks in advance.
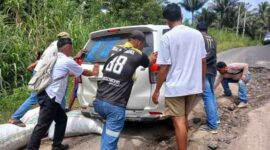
[37,45,270,150]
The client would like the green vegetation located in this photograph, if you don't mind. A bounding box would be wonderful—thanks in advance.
[180,0,208,23]
[0,86,29,123]
[209,28,260,52]
[194,0,270,39]
[0,0,265,124]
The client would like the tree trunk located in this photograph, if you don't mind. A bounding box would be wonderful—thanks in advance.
[191,10,194,25]
[220,12,224,28]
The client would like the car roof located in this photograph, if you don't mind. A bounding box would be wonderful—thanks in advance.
[89,25,169,39]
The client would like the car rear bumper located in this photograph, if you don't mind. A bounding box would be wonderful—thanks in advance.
[263,39,270,45]
[81,106,169,122]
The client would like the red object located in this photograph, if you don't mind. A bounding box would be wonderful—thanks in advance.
[76,58,83,65]
[107,28,121,33]
[149,112,163,115]
[150,63,159,72]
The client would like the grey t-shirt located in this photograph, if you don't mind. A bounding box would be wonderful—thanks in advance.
[202,33,217,76]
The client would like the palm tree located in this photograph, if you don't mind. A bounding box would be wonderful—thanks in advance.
[210,0,239,28]
[258,1,270,31]
[195,8,217,27]
[179,0,208,24]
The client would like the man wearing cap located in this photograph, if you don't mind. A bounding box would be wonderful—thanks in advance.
[27,38,99,150]
[8,32,84,127]
[197,21,219,134]
[93,30,157,150]
[152,4,207,150]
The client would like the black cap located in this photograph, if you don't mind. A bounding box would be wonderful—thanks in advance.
[197,21,208,31]
[130,30,146,42]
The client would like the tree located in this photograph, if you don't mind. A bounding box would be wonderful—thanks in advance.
[179,0,208,24]
[210,0,239,28]
[258,1,270,31]
[195,8,217,27]
[104,0,165,25]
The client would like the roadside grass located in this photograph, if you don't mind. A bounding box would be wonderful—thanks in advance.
[0,87,29,123]
[209,28,261,52]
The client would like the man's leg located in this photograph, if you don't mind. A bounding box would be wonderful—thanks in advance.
[98,101,125,150]
[221,79,232,96]
[172,116,188,150]
[202,75,218,129]
[52,103,68,147]
[165,96,197,150]
[27,92,56,150]
[210,76,219,123]
[11,92,38,120]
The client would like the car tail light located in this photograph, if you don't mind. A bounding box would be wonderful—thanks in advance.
[149,63,159,84]
[149,112,163,115]
[107,28,120,33]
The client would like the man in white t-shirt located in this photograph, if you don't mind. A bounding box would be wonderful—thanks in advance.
[152,3,207,150]
[27,38,99,150]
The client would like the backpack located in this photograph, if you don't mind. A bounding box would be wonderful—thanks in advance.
[28,55,64,93]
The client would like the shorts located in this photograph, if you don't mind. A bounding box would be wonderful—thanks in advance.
[165,95,198,117]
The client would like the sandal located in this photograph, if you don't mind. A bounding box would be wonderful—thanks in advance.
[8,118,26,127]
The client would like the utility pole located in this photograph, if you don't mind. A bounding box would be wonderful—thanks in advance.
[236,5,241,37]
[242,9,247,37]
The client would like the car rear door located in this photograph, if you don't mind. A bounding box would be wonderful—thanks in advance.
[77,29,154,110]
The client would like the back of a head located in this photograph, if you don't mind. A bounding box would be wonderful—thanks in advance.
[129,30,146,42]
[163,3,182,21]
[217,61,227,69]
[196,21,208,32]
[57,38,72,49]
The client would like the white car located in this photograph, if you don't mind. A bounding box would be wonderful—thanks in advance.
[263,32,270,45]
[77,25,170,121]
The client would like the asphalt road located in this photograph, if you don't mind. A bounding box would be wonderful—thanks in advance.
[218,45,270,69]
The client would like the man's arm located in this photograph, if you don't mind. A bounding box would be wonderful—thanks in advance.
[241,63,249,80]
[73,49,86,60]
[152,65,170,104]
[202,58,207,90]
[81,64,99,76]
[214,75,222,89]
[27,61,38,72]
[148,52,157,65]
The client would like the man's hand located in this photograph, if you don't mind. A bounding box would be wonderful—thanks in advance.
[152,90,160,104]
[148,52,157,65]
[241,75,246,81]
[92,63,99,76]
[74,49,86,59]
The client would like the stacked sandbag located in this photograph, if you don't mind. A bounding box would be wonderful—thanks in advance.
[0,107,40,150]
[21,107,40,125]
[0,124,35,150]
[48,110,103,139]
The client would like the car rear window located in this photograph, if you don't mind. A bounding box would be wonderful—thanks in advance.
[84,32,153,63]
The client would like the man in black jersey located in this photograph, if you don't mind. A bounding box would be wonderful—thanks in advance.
[93,30,157,150]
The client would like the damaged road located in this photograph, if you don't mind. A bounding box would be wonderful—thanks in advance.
[37,45,270,150]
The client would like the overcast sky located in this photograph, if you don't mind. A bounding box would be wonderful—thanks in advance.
[169,0,269,20]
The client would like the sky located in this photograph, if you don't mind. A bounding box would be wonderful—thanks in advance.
[169,0,270,21]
